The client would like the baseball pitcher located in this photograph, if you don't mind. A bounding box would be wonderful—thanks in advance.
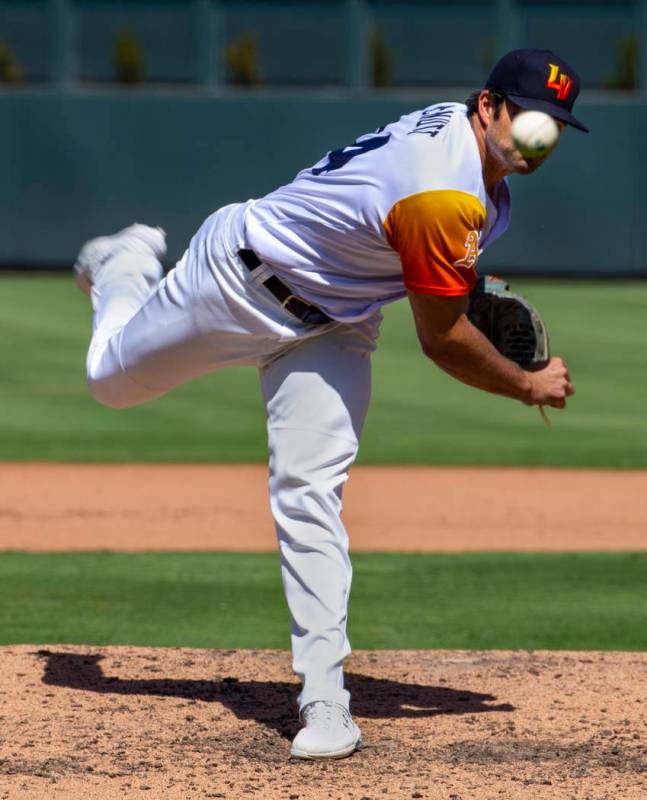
[74,49,585,759]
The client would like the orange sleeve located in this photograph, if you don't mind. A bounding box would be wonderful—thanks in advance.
[384,189,486,296]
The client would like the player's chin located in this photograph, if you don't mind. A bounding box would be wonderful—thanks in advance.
[515,155,546,175]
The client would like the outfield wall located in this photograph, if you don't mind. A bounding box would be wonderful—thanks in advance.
[2,88,643,275]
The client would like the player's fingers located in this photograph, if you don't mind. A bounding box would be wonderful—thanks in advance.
[547,362,567,380]
[565,382,575,396]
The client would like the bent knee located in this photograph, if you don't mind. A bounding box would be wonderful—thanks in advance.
[86,371,156,409]
[87,376,136,409]
[86,327,162,409]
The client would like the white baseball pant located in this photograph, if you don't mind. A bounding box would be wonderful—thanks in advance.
[85,201,381,711]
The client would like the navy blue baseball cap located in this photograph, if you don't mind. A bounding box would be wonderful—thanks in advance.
[485,48,588,132]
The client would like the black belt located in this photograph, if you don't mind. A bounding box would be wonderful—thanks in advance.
[238,248,333,326]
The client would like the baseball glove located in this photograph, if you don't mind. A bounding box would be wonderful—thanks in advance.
[467,275,549,368]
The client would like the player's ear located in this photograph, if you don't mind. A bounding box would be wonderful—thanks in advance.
[477,90,494,129]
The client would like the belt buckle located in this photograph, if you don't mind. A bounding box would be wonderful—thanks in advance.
[280,293,320,323]
[280,294,299,310]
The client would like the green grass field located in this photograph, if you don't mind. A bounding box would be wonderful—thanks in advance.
[0,274,645,466]
[1,552,645,650]
[1,275,645,653]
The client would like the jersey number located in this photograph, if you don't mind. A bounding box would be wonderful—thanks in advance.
[312,133,391,175]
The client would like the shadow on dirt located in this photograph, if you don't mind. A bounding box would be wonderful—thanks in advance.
[36,650,514,740]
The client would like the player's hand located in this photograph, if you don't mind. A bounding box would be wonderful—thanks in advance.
[525,357,574,409]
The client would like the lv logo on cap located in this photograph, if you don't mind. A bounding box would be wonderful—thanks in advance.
[546,63,573,101]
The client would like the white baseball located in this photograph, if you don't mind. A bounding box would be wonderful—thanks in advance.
[511,110,560,158]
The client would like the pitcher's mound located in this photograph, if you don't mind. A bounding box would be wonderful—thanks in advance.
[1,646,645,799]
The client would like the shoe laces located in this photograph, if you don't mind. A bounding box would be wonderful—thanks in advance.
[301,701,355,732]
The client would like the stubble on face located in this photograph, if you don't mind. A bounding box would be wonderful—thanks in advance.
[473,93,565,190]
[485,101,551,177]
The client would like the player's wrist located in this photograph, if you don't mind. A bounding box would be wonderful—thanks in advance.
[518,371,535,404]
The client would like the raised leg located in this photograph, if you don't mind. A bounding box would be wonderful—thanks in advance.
[75,210,277,409]
[76,224,170,408]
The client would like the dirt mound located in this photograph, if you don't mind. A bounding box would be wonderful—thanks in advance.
[1,646,645,799]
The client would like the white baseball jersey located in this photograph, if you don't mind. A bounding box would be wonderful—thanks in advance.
[245,102,511,322]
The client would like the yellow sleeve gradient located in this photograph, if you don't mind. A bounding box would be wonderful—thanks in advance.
[384,189,486,296]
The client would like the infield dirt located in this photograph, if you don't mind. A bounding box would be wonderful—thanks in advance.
[1,464,645,799]
[1,463,646,551]
[1,646,645,800]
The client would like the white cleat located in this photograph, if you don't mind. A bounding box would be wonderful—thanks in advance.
[74,223,167,294]
[290,701,361,760]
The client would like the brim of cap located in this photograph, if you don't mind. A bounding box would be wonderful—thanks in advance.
[507,94,589,132]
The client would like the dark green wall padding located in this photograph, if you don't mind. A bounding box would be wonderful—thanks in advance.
[1,89,644,275]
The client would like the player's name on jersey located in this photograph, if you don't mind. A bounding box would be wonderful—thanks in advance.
[410,104,455,138]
